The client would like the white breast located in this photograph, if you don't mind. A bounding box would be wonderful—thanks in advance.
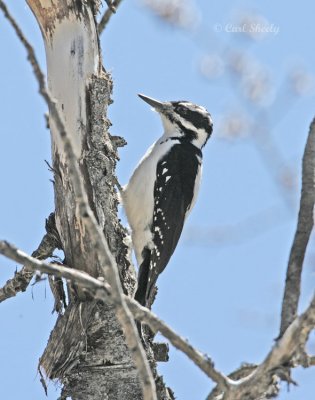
[122,137,180,264]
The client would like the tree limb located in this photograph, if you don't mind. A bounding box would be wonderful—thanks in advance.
[224,293,315,400]
[127,301,231,389]
[0,240,230,390]
[280,118,315,336]
[1,2,155,398]
[0,213,60,303]
[2,239,315,400]
[98,0,123,34]
[207,118,315,399]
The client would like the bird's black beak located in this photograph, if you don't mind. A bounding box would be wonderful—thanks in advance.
[138,94,165,112]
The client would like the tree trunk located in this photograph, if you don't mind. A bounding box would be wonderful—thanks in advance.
[26,1,169,398]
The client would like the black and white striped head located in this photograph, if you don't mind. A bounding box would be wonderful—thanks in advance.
[139,94,213,149]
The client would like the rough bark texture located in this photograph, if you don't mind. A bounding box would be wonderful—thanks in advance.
[60,302,144,400]
[0,213,60,302]
[26,1,170,398]
[84,75,135,296]
[39,73,141,397]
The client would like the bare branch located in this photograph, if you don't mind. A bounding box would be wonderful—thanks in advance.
[208,294,315,400]
[0,240,230,390]
[280,118,315,336]
[0,213,60,303]
[126,301,231,389]
[1,3,155,398]
[2,239,315,400]
[207,364,257,400]
[224,294,315,400]
[0,241,111,294]
[206,118,315,399]
[98,0,123,34]
[105,0,117,13]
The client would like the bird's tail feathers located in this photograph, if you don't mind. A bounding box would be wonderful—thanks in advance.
[134,248,151,306]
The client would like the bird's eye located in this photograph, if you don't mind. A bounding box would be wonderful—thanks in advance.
[177,105,187,115]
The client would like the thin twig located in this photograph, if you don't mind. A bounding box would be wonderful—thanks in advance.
[126,300,231,389]
[0,241,111,294]
[98,0,123,34]
[0,240,231,390]
[280,118,315,336]
[0,3,155,398]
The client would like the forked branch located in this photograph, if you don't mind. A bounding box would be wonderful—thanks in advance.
[1,240,315,400]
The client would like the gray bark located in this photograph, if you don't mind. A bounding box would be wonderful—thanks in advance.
[26,1,171,398]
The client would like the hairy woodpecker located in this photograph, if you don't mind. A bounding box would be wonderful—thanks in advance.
[122,94,213,308]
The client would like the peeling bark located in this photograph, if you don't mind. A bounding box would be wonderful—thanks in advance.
[26,1,169,398]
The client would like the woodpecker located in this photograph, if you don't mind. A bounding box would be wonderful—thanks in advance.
[122,94,213,308]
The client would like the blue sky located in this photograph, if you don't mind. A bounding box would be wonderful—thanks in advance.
[0,1,314,399]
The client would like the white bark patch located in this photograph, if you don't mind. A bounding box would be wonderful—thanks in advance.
[45,15,99,162]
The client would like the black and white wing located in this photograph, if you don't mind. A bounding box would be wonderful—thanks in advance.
[135,141,202,307]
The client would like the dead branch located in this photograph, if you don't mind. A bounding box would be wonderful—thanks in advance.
[222,293,315,400]
[280,118,315,336]
[98,0,123,34]
[0,240,230,390]
[207,117,315,399]
[1,239,315,400]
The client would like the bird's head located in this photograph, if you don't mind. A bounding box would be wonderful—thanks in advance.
[138,93,213,149]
